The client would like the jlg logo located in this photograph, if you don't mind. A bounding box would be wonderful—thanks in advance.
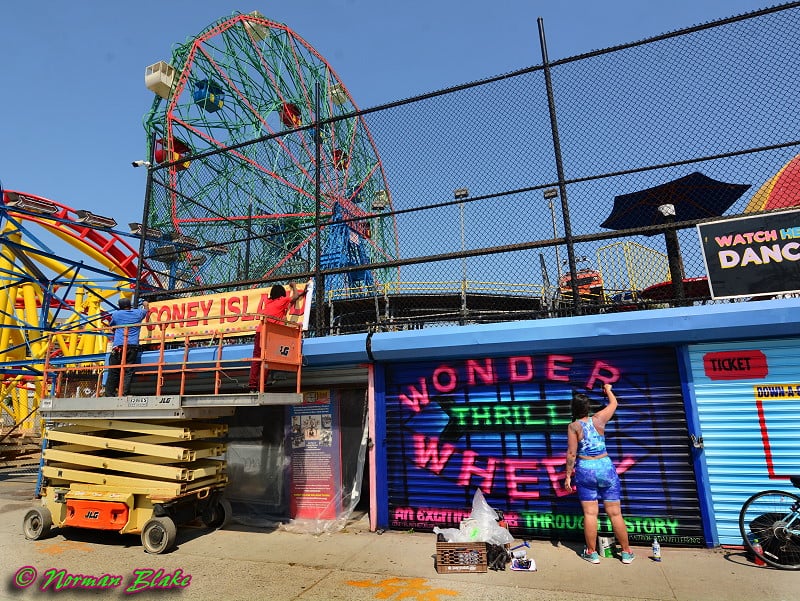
[279,345,290,356]
[85,510,100,519]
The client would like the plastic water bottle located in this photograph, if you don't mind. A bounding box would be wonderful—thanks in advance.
[752,539,766,566]
[598,536,614,558]
[652,537,661,561]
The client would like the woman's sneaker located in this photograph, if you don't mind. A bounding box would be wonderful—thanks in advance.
[621,551,636,564]
[581,549,601,564]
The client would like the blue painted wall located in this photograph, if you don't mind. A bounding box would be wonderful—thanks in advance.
[688,337,800,546]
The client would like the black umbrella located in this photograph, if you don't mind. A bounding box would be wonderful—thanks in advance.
[601,172,750,232]
[602,172,750,304]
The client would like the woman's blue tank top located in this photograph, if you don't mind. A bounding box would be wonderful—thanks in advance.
[578,417,607,456]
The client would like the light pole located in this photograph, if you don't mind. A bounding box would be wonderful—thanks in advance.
[132,158,154,304]
[544,188,562,287]
[454,188,469,320]
[658,203,686,304]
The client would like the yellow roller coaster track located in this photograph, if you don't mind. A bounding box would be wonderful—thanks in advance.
[0,189,146,431]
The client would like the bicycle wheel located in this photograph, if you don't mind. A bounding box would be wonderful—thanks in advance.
[739,489,800,570]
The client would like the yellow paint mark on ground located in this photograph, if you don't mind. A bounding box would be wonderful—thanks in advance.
[347,577,459,600]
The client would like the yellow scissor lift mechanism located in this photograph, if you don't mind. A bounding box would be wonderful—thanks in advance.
[22,320,304,554]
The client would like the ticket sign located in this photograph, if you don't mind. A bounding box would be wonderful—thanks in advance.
[702,350,768,380]
[697,209,800,299]
[140,282,310,343]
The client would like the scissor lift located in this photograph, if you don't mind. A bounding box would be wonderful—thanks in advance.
[25,393,302,553]
[23,320,305,554]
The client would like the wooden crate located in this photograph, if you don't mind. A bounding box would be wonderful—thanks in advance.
[435,541,488,573]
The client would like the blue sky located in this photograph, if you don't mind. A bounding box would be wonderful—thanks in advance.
[0,0,776,246]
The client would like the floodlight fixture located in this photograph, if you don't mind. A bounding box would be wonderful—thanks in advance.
[5,192,59,215]
[128,222,163,239]
[186,254,207,267]
[152,244,178,263]
[75,210,117,228]
[169,233,200,247]
[205,243,229,255]
[453,188,469,200]
[658,204,676,218]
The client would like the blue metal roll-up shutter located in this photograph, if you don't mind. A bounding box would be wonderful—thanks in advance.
[381,346,704,546]
[688,337,800,545]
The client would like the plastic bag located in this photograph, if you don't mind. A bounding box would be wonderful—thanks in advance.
[433,526,466,542]
[470,488,514,545]
[433,489,514,545]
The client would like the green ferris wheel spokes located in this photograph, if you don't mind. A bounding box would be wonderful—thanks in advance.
[143,11,398,294]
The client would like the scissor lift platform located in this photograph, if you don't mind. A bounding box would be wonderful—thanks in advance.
[39,391,303,420]
[24,394,300,553]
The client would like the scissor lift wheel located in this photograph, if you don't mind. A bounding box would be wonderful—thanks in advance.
[23,507,53,540]
[202,497,232,530]
[141,516,177,554]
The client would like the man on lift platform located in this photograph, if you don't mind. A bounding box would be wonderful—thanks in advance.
[248,282,307,393]
[105,297,149,396]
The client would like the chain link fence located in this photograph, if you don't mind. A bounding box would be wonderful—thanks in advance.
[141,3,800,336]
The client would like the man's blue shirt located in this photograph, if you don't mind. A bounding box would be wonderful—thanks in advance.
[110,308,148,346]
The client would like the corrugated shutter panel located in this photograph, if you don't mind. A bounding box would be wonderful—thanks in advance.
[382,347,704,546]
[688,337,800,545]
[302,366,368,387]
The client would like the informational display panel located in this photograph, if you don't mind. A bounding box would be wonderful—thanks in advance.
[289,390,341,520]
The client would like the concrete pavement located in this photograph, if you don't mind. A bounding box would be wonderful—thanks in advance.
[0,468,795,601]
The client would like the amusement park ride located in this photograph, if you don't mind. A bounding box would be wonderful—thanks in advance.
[4,10,392,553]
[1,10,399,426]
[139,10,398,293]
[0,189,144,428]
[7,8,779,434]
[6,9,793,552]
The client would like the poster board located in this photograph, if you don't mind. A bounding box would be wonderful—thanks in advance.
[289,390,341,520]
[140,280,312,343]
[697,210,800,299]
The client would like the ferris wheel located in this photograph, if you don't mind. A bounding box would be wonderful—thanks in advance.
[142,11,398,294]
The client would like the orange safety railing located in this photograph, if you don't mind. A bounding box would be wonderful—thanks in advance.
[41,315,303,398]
